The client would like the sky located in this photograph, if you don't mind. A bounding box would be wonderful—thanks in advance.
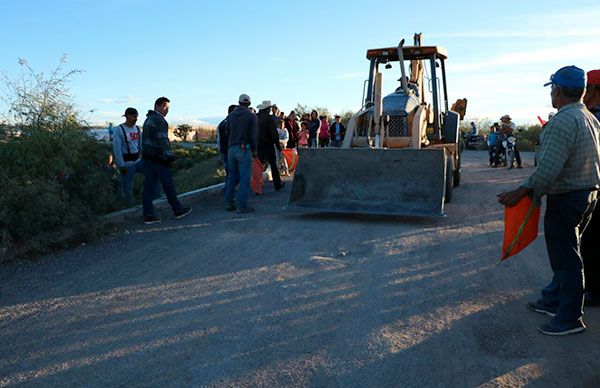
[1,0,599,127]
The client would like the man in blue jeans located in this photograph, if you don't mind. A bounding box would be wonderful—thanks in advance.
[225,94,258,213]
[141,97,192,224]
[498,66,600,335]
[112,107,161,203]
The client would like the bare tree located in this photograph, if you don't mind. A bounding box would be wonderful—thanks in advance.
[1,54,83,129]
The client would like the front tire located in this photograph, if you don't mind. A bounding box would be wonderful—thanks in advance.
[506,149,515,170]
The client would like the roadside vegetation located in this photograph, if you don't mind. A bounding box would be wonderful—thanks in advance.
[0,57,222,260]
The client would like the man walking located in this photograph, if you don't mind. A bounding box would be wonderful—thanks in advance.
[225,94,258,213]
[113,107,144,202]
[256,100,285,191]
[498,66,600,335]
[141,97,192,224]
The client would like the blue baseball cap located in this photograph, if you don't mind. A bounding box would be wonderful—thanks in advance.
[544,65,586,88]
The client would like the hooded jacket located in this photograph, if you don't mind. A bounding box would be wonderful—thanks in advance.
[227,106,258,152]
[142,110,176,165]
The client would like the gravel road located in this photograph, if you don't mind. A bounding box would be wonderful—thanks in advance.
[1,151,600,387]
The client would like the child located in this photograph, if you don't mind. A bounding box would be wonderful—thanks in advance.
[276,119,290,176]
[298,121,309,148]
[318,115,330,147]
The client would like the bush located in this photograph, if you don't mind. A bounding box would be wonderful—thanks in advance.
[0,125,121,258]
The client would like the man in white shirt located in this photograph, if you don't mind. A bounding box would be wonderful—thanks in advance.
[112,107,159,202]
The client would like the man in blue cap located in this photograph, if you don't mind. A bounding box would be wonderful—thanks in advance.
[498,65,600,335]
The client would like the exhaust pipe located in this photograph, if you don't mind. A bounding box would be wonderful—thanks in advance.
[397,39,409,96]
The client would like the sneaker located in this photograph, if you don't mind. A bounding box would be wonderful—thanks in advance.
[174,207,192,219]
[275,182,286,191]
[517,165,523,169]
[144,215,162,225]
[537,319,586,336]
[526,301,557,317]
[236,206,255,214]
[225,204,236,211]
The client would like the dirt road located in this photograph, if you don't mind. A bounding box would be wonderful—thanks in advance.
[1,151,599,387]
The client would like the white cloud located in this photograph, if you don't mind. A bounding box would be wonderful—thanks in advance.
[98,96,142,104]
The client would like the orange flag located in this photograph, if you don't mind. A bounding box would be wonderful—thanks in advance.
[251,157,264,195]
[282,148,298,173]
[502,196,541,261]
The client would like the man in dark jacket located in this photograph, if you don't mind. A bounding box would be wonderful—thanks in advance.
[141,97,192,224]
[256,100,284,191]
[218,104,238,193]
[225,94,258,213]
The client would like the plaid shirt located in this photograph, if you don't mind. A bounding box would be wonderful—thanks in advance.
[521,102,600,196]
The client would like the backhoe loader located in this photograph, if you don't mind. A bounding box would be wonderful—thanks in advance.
[288,34,467,217]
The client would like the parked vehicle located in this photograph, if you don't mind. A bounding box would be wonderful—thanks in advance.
[461,132,487,150]
[502,134,517,170]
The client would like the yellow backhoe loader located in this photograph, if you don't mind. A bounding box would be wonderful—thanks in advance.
[288,34,467,216]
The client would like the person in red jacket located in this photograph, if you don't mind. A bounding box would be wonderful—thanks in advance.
[318,115,330,147]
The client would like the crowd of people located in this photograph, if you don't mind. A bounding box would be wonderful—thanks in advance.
[216,97,347,213]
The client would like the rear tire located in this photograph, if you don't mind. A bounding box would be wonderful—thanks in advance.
[445,157,454,203]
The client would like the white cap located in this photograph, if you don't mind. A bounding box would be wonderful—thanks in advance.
[238,94,251,104]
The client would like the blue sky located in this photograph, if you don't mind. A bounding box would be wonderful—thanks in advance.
[1,0,599,126]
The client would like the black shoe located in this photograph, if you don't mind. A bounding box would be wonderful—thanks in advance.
[517,165,523,169]
[144,215,162,225]
[537,319,586,336]
[526,301,557,317]
[236,206,255,214]
[174,207,192,219]
[275,182,286,191]
[225,204,236,211]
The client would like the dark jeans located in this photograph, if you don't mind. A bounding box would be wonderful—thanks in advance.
[488,146,496,165]
[514,146,522,166]
[142,159,184,216]
[258,144,282,189]
[582,204,600,296]
[539,189,597,323]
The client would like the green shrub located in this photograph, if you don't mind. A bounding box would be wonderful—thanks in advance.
[0,125,121,258]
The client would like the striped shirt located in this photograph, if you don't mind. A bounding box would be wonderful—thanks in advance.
[521,102,600,196]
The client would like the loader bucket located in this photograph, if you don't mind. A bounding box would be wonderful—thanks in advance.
[287,148,448,217]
